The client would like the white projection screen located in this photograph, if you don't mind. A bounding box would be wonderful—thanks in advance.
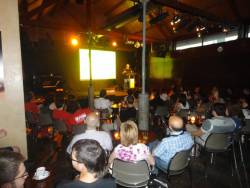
[80,49,116,80]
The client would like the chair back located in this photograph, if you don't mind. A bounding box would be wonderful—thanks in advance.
[176,109,190,119]
[155,105,169,118]
[205,133,232,152]
[168,148,191,174]
[112,159,150,187]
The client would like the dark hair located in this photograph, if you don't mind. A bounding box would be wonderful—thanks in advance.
[127,89,133,96]
[66,100,80,114]
[24,91,34,102]
[72,139,107,177]
[0,151,25,185]
[212,103,227,116]
[55,94,65,109]
[178,94,187,106]
[127,95,134,105]
[99,89,107,98]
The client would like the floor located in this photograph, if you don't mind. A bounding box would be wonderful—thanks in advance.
[24,133,250,188]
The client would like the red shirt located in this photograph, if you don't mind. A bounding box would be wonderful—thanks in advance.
[52,110,71,121]
[66,108,92,126]
[25,102,39,113]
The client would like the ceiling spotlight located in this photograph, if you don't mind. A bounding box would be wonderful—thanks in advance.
[170,21,174,26]
[197,32,201,38]
[71,37,78,46]
[112,41,117,47]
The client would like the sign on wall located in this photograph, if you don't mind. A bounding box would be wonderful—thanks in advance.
[0,31,3,92]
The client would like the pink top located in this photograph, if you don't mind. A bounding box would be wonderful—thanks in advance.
[114,143,150,162]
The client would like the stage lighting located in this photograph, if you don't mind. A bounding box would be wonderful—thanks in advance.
[71,38,78,46]
[112,41,117,47]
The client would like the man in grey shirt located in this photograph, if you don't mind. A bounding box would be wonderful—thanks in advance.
[192,103,236,146]
[67,112,113,154]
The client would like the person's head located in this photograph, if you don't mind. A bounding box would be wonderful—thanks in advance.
[168,116,184,132]
[125,64,130,69]
[99,89,107,98]
[212,103,228,117]
[55,93,65,109]
[178,94,187,106]
[127,89,133,96]
[24,91,34,103]
[66,100,80,114]
[127,95,134,106]
[86,112,100,130]
[120,120,138,147]
[0,151,27,188]
[71,139,107,178]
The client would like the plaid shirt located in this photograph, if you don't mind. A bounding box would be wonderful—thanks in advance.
[153,131,193,167]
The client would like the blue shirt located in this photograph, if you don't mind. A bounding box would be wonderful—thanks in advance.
[153,131,193,167]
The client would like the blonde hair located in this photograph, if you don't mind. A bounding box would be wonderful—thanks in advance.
[120,120,138,147]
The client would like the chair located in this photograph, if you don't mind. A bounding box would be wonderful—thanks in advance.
[157,148,193,187]
[112,159,150,187]
[203,132,243,188]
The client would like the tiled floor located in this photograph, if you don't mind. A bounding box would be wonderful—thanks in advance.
[24,135,250,188]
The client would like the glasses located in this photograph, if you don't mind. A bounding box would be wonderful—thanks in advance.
[14,171,29,180]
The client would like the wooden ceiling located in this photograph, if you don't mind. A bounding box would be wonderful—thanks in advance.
[18,0,250,45]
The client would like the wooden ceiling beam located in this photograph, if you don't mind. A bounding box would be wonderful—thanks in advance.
[26,0,57,19]
[104,0,125,17]
[152,0,238,25]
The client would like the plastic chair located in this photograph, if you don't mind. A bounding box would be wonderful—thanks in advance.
[112,159,150,187]
[157,148,193,188]
[203,132,243,188]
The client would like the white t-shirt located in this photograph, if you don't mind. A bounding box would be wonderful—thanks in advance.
[66,129,113,154]
[94,98,112,110]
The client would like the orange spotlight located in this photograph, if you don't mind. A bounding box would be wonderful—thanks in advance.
[71,38,78,46]
[112,41,117,47]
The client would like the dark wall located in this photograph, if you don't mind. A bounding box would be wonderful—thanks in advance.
[150,39,250,89]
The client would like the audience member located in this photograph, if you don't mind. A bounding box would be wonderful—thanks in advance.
[67,112,113,154]
[24,91,39,114]
[192,103,236,146]
[57,139,116,188]
[119,95,137,122]
[94,89,112,111]
[151,116,193,172]
[109,120,154,166]
[0,151,28,188]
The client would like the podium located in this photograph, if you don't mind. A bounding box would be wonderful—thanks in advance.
[124,77,135,90]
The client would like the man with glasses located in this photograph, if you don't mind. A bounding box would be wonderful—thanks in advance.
[57,139,116,188]
[0,151,28,188]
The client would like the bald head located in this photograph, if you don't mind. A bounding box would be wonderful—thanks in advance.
[86,112,100,130]
[168,116,183,132]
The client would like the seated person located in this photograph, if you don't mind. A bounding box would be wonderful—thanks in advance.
[151,116,193,172]
[119,95,137,122]
[57,139,116,188]
[67,112,113,154]
[49,93,65,111]
[24,91,39,114]
[94,89,112,116]
[0,129,20,153]
[109,120,154,166]
[0,151,28,188]
[192,103,236,146]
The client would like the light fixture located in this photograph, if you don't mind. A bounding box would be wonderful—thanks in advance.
[197,32,201,38]
[112,41,117,47]
[134,41,141,48]
[71,37,78,46]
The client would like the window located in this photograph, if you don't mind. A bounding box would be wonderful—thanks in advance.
[203,40,218,46]
[175,29,239,50]
[176,38,202,50]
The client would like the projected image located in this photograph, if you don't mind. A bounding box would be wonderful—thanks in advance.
[150,55,173,79]
[80,49,116,80]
